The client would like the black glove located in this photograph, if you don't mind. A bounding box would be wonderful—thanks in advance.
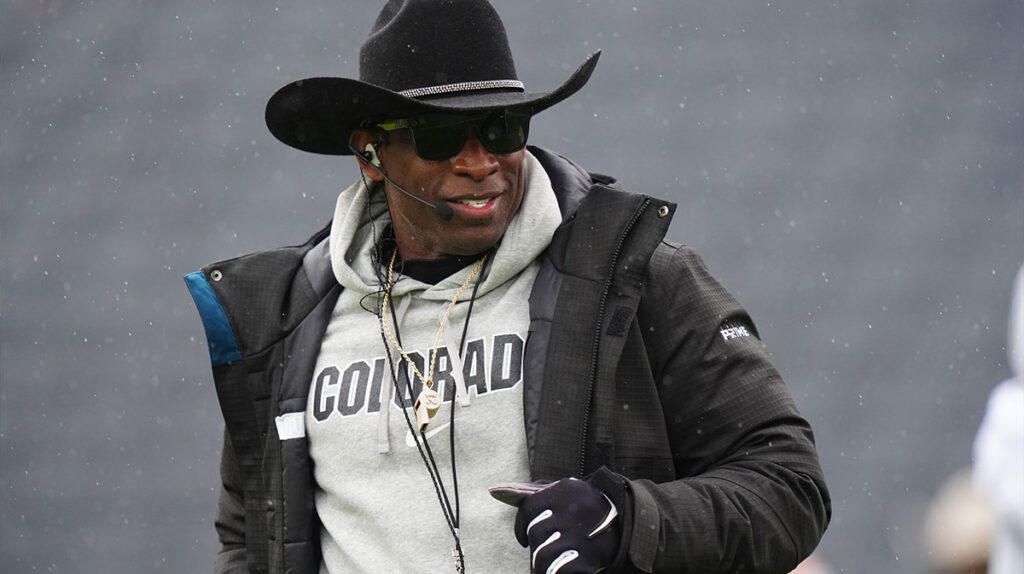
[513,477,620,574]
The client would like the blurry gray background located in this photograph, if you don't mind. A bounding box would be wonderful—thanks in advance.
[2,1,1021,572]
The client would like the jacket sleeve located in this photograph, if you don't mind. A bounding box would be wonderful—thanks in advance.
[622,243,831,573]
[214,429,249,574]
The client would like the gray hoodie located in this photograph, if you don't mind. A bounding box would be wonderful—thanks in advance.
[307,151,562,573]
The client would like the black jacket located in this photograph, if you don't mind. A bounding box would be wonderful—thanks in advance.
[186,147,830,573]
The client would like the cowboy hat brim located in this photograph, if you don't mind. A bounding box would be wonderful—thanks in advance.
[265,51,600,156]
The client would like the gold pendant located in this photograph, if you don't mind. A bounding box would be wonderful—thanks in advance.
[451,546,464,573]
[414,385,442,432]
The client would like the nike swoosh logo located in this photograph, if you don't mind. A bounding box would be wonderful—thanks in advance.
[405,422,452,448]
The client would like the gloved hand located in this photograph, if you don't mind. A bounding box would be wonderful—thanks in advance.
[513,477,619,574]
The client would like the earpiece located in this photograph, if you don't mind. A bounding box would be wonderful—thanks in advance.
[348,140,454,221]
[364,143,382,167]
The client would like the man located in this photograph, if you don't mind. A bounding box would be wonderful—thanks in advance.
[185,1,830,572]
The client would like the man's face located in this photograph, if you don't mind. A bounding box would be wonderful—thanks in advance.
[357,123,527,261]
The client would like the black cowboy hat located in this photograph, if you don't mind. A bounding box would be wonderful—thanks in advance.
[265,0,600,155]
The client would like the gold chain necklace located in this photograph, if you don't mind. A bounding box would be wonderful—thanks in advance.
[381,248,486,432]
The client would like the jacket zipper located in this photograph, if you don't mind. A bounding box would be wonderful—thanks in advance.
[577,197,652,477]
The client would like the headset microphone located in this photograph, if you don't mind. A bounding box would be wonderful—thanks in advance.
[431,197,455,221]
[355,143,455,221]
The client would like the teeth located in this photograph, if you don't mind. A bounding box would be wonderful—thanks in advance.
[457,198,490,207]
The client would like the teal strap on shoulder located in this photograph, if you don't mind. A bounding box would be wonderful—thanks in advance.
[184,271,243,366]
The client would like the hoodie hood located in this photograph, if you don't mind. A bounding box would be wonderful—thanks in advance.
[328,150,562,300]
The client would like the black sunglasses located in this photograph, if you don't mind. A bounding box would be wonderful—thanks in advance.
[375,109,531,161]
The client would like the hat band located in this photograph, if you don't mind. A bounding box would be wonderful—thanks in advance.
[398,79,525,99]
